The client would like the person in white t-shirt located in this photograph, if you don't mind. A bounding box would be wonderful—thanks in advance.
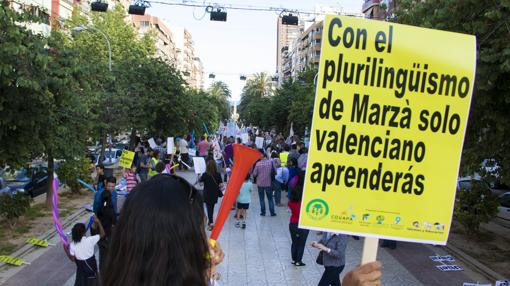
[64,214,105,286]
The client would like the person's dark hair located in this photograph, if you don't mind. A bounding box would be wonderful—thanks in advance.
[96,164,105,170]
[289,158,298,168]
[290,185,303,202]
[205,159,217,177]
[102,175,208,286]
[106,176,117,184]
[291,144,297,150]
[271,151,279,159]
[71,223,86,243]
[299,147,308,154]
[201,135,206,140]
[236,138,242,144]
[153,150,160,158]
[284,145,290,152]
[155,161,166,173]
[245,173,251,181]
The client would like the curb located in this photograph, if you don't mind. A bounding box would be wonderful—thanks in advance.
[0,207,88,269]
[444,243,505,281]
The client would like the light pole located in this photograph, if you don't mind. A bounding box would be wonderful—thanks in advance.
[72,25,113,166]
[72,25,112,71]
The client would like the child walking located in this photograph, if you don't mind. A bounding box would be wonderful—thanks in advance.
[235,174,252,229]
[63,214,105,286]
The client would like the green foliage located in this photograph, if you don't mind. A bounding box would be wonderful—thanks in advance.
[0,193,32,229]
[0,4,49,167]
[57,157,92,193]
[239,72,274,129]
[208,81,232,121]
[239,68,317,135]
[393,0,510,185]
[454,181,499,234]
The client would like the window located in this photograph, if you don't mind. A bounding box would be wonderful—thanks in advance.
[140,21,150,28]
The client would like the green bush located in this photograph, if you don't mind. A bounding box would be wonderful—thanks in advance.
[57,157,92,193]
[454,181,499,235]
[0,192,32,229]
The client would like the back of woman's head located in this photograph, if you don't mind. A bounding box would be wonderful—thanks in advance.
[71,223,86,243]
[205,159,217,176]
[290,184,303,202]
[102,175,209,286]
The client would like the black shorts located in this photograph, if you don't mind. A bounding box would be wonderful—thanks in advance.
[237,203,249,209]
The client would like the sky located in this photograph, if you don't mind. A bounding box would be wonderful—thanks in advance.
[147,0,364,102]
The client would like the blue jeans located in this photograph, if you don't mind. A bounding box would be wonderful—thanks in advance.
[273,181,282,205]
[258,186,275,215]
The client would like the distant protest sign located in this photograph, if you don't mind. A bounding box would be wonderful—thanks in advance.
[193,157,206,174]
[119,150,135,169]
[299,15,476,244]
[255,137,264,149]
[167,137,175,154]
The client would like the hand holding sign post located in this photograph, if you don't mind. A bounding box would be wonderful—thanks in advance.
[299,16,476,263]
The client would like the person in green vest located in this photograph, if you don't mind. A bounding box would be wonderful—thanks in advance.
[149,150,160,178]
[279,145,290,167]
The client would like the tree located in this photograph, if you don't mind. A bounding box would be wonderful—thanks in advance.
[67,5,156,156]
[0,3,50,168]
[393,0,510,185]
[239,72,273,128]
[208,81,231,121]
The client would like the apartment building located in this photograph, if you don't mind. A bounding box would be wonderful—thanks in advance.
[172,26,204,89]
[131,14,178,64]
[276,17,304,83]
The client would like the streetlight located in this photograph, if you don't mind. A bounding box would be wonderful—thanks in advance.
[71,25,112,71]
[72,25,113,165]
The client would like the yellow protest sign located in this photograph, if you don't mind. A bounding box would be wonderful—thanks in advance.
[26,238,49,247]
[119,150,135,169]
[0,255,26,266]
[299,16,476,245]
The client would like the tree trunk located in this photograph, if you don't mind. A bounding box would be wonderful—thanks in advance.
[129,129,137,151]
[46,151,54,207]
[99,128,106,163]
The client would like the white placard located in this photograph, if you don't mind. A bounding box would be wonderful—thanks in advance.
[148,138,157,149]
[193,157,206,174]
[167,137,174,154]
[255,137,264,149]
[496,281,510,286]
[436,265,463,272]
[463,283,492,286]
[241,133,249,144]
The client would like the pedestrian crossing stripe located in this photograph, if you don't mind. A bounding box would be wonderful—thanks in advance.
[0,255,25,266]
[26,238,49,247]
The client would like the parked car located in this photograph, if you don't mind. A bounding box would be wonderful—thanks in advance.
[457,178,494,197]
[91,148,123,167]
[0,165,49,198]
[497,192,510,221]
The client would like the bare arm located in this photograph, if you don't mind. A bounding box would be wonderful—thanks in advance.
[62,244,75,262]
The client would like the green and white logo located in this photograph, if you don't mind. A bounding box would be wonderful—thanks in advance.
[306,199,329,220]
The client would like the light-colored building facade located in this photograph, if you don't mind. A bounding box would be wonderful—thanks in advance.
[362,0,398,19]
[279,6,364,83]
[276,17,304,84]
[172,26,204,89]
[131,14,178,64]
